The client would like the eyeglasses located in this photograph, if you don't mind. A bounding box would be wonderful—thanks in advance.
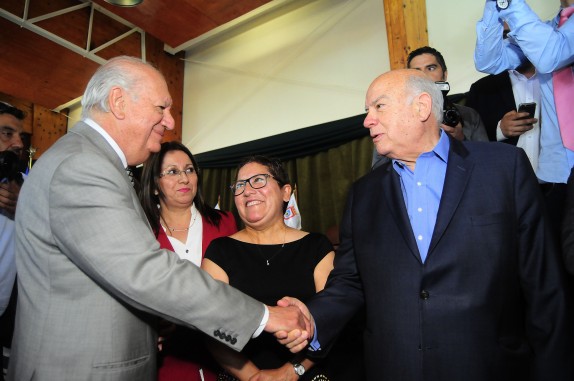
[159,167,196,178]
[230,173,273,196]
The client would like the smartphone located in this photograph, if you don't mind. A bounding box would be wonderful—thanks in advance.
[517,102,536,120]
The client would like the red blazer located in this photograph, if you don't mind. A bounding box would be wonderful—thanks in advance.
[156,211,237,258]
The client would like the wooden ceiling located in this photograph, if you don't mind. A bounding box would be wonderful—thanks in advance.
[0,0,274,110]
[92,0,273,51]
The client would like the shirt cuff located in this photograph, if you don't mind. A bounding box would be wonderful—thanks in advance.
[308,321,321,351]
[252,304,269,338]
[496,120,506,141]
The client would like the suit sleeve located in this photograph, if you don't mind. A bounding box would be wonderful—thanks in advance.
[306,186,365,357]
[459,105,489,142]
[49,153,264,350]
[513,149,574,378]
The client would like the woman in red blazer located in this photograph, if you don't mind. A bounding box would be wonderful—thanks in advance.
[140,141,237,381]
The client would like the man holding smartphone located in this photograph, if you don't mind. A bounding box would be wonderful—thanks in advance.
[466,54,541,172]
[474,0,574,245]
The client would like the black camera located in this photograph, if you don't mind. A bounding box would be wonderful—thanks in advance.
[0,150,26,186]
[435,81,461,128]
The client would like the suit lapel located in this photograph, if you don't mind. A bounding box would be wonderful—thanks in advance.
[427,139,473,257]
[379,163,421,262]
[70,122,145,217]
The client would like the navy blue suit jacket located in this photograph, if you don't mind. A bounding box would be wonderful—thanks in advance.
[308,138,574,380]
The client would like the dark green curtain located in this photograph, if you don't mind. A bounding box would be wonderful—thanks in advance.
[199,114,374,235]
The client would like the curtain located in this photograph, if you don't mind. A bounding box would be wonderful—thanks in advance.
[199,114,374,235]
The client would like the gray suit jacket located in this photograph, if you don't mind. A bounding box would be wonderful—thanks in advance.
[9,122,264,381]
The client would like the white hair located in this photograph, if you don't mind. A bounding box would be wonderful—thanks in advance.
[81,56,156,119]
[405,74,444,125]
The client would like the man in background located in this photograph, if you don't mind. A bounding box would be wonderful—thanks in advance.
[466,57,539,171]
[0,101,25,381]
[9,56,309,381]
[475,0,574,247]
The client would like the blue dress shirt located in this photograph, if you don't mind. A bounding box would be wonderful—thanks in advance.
[393,132,449,262]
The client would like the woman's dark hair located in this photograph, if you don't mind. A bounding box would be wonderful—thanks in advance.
[139,141,224,236]
[236,155,291,212]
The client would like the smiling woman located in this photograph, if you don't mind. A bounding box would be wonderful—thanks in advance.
[201,155,338,381]
[138,141,238,381]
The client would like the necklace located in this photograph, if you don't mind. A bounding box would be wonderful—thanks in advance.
[255,226,287,266]
[161,209,198,234]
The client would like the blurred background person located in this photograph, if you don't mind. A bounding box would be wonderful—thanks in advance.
[406,46,488,143]
[139,141,237,381]
[475,0,574,245]
[202,156,337,381]
[467,21,542,178]
[0,101,26,381]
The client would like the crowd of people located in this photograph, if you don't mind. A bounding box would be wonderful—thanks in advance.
[1,0,573,380]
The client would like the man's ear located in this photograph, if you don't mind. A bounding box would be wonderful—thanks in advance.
[108,87,126,119]
[443,70,448,81]
[414,92,432,122]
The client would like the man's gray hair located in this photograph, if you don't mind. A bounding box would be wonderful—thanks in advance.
[405,74,444,125]
[81,56,153,119]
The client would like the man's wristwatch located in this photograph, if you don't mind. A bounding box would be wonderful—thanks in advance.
[495,0,511,10]
[292,362,305,377]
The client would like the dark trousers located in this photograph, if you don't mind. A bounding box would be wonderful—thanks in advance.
[540,181,568,245]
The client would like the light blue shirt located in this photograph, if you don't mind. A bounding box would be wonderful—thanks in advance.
[310,132,450,349]
[393,131,449,262]
[0,212,16,315]
[475,0,574,183]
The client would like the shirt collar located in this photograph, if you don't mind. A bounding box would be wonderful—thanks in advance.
[508,68,537,81]
[392,130,450,170]
[83,118,128,168]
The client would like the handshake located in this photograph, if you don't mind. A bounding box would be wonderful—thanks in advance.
[264,296,314,353]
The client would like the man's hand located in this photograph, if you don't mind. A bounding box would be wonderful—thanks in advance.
[441,122,465,141]
[271,296,315,353]
[265,296,315,353]
[0,180,21,217]
[500,110,537,138]
[265,302,310,353]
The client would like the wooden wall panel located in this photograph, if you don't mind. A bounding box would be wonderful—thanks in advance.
[30,106,69,158]
[384,0,428,70]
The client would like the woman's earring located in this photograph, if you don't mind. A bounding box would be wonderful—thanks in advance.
[154,190,159,195]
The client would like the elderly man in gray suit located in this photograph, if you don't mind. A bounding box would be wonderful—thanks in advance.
[8,56,310,381]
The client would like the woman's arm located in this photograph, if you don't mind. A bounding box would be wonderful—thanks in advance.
[201,258,260,380]
[314,251,335,292]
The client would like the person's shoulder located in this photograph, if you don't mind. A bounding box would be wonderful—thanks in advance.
[461,140,523,161]
[470,72,508,89]
[302,231,329,243]
[216,210,236,224]
[205,235,235,253]
[455,103,479,116]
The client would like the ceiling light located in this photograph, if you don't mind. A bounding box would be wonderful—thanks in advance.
[103,0,143,6]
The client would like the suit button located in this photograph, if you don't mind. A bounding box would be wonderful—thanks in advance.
[225,335,231,342]
[420,290,430,300]
[231,337,237,345]
[214,330,221,338]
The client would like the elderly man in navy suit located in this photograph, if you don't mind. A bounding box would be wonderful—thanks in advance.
[290,69,574,381]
